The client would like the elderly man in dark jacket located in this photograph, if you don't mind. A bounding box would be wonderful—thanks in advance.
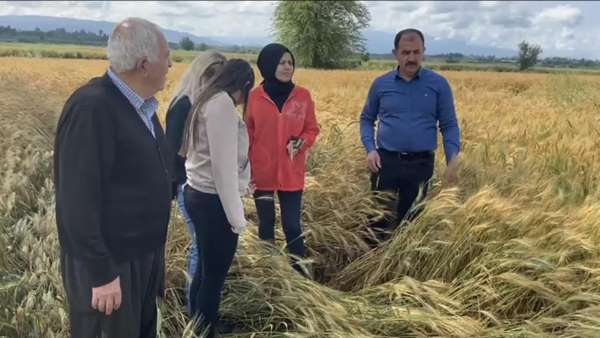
[54,17,173,338]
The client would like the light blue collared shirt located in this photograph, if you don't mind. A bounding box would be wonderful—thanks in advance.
[359,67,461,164]
[107,68,159,138]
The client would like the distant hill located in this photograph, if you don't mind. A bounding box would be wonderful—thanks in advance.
[0,15,224,46]
[0,15,522,58]
[363,30,516,58]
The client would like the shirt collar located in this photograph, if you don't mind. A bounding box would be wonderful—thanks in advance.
[107,68,158,116]
[395,66,423,81]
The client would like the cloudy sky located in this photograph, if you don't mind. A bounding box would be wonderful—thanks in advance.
[0,1,598,59]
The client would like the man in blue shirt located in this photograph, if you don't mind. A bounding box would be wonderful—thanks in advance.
[360,28,461,241]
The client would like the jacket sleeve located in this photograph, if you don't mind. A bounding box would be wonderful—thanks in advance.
[436,77,461,164]
[165,96,191,196]
[359,80,380,154]
[205,95,246,230]
[299,92,320,151]
[54,99,117,287]
[165,96,191,158]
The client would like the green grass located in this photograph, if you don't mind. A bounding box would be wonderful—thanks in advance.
[0,41,107,59]
[3,42,600,75]
[0,41,257,63]
[361,58,600,75]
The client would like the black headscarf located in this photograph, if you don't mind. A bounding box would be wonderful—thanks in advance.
[257,43,295,112]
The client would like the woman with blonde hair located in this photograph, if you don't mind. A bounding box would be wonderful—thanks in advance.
[165,51,226,312]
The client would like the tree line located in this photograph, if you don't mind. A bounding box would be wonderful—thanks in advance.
[0,25,108,46]
[177,37,260,54]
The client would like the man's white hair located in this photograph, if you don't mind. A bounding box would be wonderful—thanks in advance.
[107,17,164,73]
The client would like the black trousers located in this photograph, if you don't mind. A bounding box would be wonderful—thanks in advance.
[370,149,435,238]
[184,186,238,338]
[254,190,305,273]
[60,249,165,338]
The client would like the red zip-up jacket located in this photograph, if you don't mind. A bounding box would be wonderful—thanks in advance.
[246,85,320,191]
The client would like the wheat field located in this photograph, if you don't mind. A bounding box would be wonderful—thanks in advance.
[1,56,600,337]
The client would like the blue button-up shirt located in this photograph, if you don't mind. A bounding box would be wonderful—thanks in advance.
[107,68,159,138]
[360,67,460,164]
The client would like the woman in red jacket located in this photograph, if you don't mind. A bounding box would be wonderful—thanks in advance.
[246,43,319,275]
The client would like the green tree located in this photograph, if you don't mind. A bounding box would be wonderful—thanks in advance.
[360,52,370,64]
[197,42,208,51]
[518,41,543,71]
[179,36,194,51]
[273,1,370,68]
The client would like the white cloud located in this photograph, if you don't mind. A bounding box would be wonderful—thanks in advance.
[0,1,598,58]
[479,1,500,8]
[534,5,582,27]
[0,1,277,38]
[365,1,597,58]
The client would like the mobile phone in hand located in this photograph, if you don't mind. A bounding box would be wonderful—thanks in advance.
[287,137,304,160]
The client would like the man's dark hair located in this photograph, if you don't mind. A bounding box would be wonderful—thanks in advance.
[394,28,425,49]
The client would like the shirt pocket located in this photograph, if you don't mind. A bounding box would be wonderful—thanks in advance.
[379,89,409,116]
[283,101,306,136]
[414,85,438,119]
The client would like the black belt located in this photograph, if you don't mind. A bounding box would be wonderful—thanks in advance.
[379,148,434,160]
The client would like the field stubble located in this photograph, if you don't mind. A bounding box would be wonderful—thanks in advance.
[1,57,600,337]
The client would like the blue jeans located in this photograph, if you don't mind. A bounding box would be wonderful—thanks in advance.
[177,184,198,313]
[184,186,239,338]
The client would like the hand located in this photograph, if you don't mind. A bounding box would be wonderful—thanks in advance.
[366,150,381,173]
[444,155,460,186]
[231,220,246,234]
[287,141,299,160]
[91,276,121,316]
[247,182,256,196]
[287,138,304,160]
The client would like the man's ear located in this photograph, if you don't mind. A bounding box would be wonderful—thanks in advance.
[136,57,149,76]
[392,49,397,57]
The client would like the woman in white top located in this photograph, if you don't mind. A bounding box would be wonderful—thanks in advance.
[179,59,255,337]
[165,51,226,314]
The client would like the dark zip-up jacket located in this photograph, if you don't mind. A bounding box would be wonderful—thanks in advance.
[165,95,191,191]
[54,73,173,287]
